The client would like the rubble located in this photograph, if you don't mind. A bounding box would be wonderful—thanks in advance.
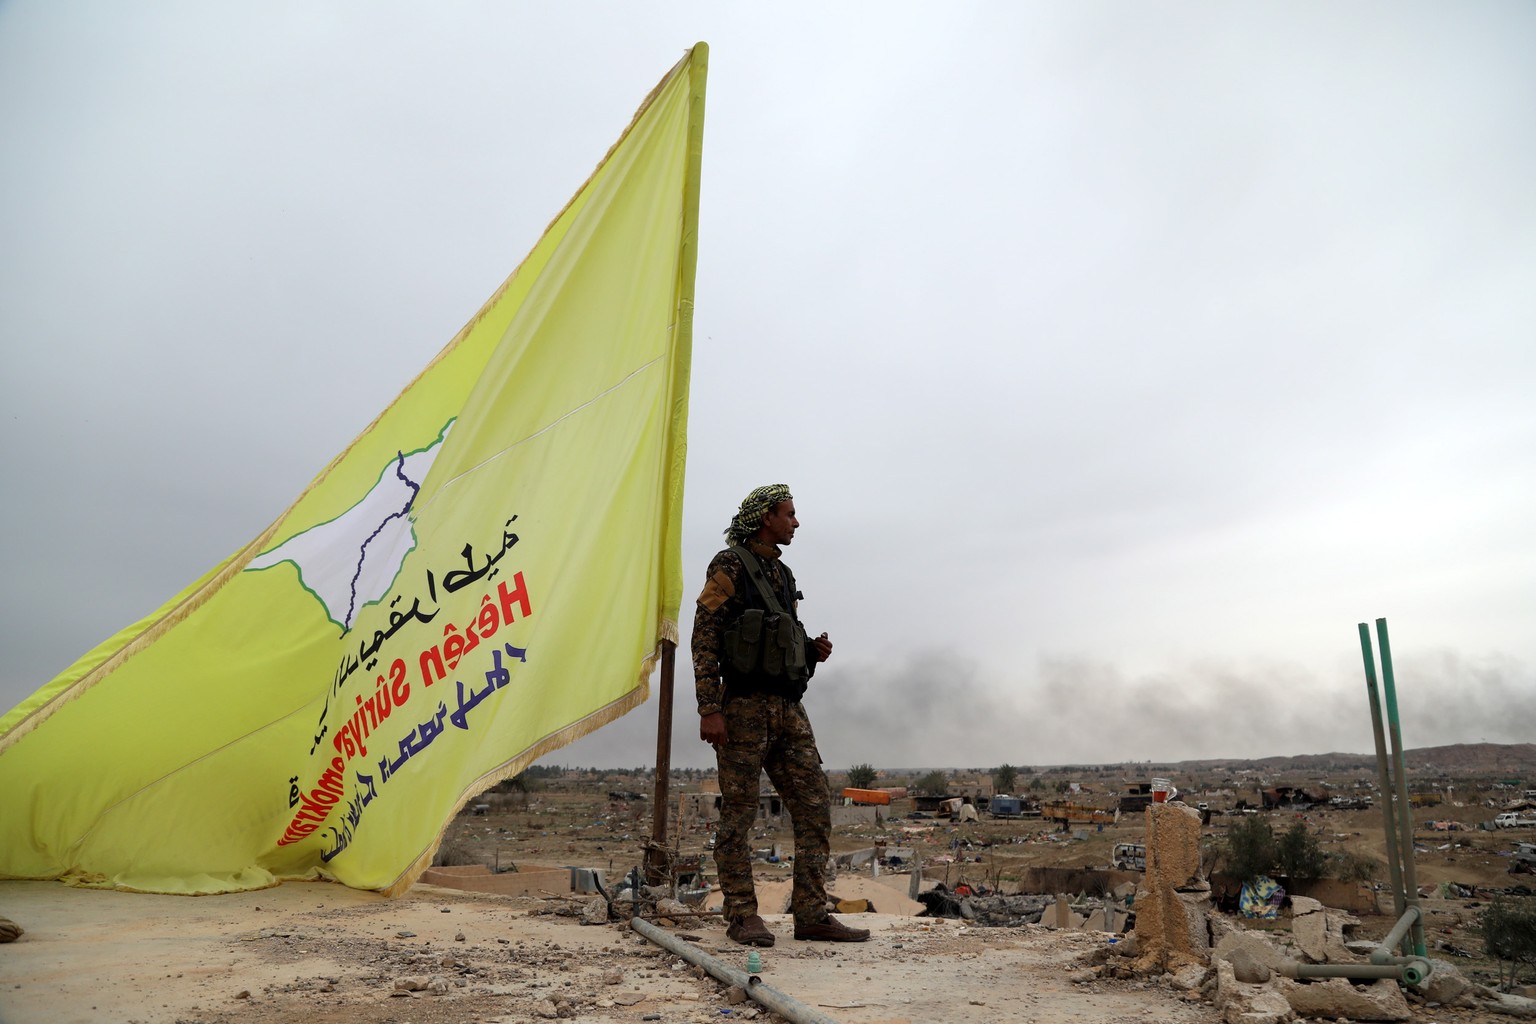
[1212,959,1294,1024]
[1275,975,1410,1021]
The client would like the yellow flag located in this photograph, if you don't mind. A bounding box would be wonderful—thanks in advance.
[0,44,708,895]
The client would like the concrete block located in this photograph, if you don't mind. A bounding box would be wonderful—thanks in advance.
[1145,803,1203,887]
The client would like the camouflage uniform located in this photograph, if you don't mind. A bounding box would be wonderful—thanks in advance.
[693,538,832,926]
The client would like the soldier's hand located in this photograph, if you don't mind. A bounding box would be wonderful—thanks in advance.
[700,711,728,747]
[813,632,832,663]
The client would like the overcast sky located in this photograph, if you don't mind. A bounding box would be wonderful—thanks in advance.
[3,3,1532,772]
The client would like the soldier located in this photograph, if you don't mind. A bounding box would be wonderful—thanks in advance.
[693,484,869,946]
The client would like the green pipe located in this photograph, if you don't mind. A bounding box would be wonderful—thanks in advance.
[1278,959,1431,985]
[1370,906,1421,965]
[1377,618,1428,959]
[1359,623,1406,920]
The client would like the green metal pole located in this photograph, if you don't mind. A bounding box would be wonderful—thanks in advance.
[1377,618,1427,958]
[1359,623,1406,920]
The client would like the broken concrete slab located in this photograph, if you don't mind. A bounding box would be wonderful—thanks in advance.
[1083,904,1127,933]
[1039,895,1085,930]
[1477,990,1536,1018]
[1275,975,1410,1021]
[1290,899,1360,964]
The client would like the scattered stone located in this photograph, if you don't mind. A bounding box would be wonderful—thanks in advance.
[235,990,250,999]
[426,975,451,995]
[397,930,417,938]
[726,985,748,1004]
[602,967,623,985]
[1169,964,1209,991]
[582,896,609,925]
[655,898,691,918]
[534,997,560,1018]
[1211,960,1292,1024]
[613,991,646,1006]
[395,977,429,991]
[455,931,466,942]
[0,918,23,943]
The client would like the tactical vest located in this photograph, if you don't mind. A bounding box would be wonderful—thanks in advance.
[721,545,810,700]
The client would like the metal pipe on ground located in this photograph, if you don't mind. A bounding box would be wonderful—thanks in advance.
[1276,959,1432,985]
[629,917,844,1024]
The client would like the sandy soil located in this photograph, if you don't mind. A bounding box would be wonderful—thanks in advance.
[0,878,1227,1024]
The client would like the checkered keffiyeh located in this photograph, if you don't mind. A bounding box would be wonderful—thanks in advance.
[725,484,792,545]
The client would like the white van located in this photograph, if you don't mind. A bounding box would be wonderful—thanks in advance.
[1495,812,1536,829]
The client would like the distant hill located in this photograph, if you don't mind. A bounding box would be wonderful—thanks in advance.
[1159,743,1536,779]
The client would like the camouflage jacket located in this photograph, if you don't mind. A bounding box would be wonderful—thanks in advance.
[692,538,817,716]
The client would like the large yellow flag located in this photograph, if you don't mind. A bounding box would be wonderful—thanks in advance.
[0,44,708,895]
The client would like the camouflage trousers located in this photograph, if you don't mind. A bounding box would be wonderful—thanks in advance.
[713,694,831,926]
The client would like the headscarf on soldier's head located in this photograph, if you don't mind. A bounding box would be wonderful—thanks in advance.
[725,484,793,545]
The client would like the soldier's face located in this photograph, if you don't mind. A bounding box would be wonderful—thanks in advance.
[760,500,798,545]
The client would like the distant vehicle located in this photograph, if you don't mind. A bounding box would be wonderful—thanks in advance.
[1494,812,1536,829]
[989,795,1025,819]
[1112,843,1146,871]
[1511,842,1536,874]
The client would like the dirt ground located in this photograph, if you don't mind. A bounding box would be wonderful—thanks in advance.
[0,878,1227,1024]
[1,790,1530,1023]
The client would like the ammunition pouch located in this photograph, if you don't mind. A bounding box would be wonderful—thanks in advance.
[725,608,809,683]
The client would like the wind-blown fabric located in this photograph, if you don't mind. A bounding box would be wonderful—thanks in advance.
[0,44,708,895]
